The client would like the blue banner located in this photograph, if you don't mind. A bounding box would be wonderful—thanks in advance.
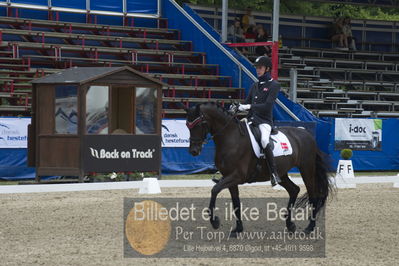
[127,0,157,14]
[52,0,86,9]
[91,0,123,12]
[10,0,47,5]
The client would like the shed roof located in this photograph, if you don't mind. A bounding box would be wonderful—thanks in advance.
[31,66,166,86]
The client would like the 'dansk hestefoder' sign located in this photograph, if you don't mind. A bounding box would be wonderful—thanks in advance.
[83,135,161,172]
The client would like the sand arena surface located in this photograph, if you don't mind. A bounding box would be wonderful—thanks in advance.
[1,183,398,265]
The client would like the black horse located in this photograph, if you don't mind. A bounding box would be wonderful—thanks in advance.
[185,102,334,234]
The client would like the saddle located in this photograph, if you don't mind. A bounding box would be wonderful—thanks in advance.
[238,119,292,158]
[248,123,278,151]
[247,123,278,183]
[237,120,293,183]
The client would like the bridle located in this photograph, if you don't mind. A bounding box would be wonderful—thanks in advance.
[186,110,237,145]
[186,114,210,145]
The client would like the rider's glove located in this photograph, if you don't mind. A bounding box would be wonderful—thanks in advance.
[229,103,238,113]
[238,104,251,112]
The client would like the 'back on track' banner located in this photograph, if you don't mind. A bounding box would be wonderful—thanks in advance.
[0,117,30,148]
[335,118,382,151]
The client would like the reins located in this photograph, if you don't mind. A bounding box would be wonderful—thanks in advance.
[186,107,237,144]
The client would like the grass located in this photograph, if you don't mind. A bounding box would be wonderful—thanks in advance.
[354,172,398,176]
[0,181,19,185]
[160,174,215,180]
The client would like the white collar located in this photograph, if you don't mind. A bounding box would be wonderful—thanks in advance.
[259,78,273,84]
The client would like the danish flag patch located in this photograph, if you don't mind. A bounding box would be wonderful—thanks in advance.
[281,142,289,150]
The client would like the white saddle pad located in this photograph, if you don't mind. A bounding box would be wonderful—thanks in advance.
[244,120,293,158]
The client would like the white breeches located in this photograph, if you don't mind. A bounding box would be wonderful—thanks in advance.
[259,123,272,149]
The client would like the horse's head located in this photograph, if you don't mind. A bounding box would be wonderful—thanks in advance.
[185,104,209,156]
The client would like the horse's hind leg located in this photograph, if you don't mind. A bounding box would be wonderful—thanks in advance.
[279,174,300,233]
[298,164,318,234]
[228,185,243,237]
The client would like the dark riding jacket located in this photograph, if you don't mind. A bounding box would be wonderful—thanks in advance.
[244,72,280,126]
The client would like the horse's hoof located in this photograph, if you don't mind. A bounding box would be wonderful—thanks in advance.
[211,178,220,184]
[210,216,220,229]
[287,223,296,233]
[234,221,243,233]
[229,231,238,238]
[229,227,243,238]
[303,226,314,235]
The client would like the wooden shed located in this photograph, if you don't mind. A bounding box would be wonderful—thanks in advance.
[28,66,165,182]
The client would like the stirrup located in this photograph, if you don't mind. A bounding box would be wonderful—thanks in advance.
[260,151,266,159]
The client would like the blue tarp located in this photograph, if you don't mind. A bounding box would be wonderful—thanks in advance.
[162,142,216,174]
[0,149,35,180]
[276,93,333,153]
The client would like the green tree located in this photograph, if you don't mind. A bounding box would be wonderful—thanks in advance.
[179,0,399,21]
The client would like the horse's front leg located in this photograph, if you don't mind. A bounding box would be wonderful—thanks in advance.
[208,175,239,229]
[228,185,243,237]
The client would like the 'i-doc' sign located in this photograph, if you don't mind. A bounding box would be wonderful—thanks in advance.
[83,135,161,172]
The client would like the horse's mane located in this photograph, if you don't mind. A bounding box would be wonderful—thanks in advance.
[197,101,236,120]
[196,102,246,136]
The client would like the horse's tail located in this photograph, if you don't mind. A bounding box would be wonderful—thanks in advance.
[296,150,335,210]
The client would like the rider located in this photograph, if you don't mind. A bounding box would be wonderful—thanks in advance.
[238,56,282,186]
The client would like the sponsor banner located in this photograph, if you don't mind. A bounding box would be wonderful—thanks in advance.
[0,118,31,148]
[162,120,190,148]
[335,118,382,150]
[83,135,161,172]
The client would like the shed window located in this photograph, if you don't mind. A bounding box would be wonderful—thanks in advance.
[135,87,157,134]
[86,86,109,134]
[55,85,78,134]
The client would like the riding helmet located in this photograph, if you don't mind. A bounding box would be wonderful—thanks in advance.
[253,56,272,68]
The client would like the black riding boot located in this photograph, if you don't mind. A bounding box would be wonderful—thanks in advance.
[263,144,281,186]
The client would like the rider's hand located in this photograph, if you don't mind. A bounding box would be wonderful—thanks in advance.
[238,104,251,112]
[229,103,238,113]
